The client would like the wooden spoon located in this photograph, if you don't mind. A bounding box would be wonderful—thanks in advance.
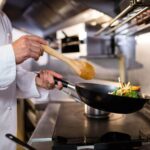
[42,45,95,80]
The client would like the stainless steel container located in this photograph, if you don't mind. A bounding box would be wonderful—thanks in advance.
[84,105,109,119]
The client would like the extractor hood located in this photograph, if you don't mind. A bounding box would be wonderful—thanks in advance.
[3,0,118,37]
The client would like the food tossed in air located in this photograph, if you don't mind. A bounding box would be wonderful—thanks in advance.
[109,78,140,98]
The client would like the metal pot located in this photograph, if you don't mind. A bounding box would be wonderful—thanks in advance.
[84,105,109,119]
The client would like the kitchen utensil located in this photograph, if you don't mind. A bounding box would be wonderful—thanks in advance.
[54,77,148,114]
[42,45,95,80]
[6,134,36,150]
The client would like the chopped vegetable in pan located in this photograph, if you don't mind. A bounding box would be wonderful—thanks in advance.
[109,78,140,98]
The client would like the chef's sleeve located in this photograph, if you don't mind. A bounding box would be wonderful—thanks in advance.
[16,66,49,100]
[0,44,16,90]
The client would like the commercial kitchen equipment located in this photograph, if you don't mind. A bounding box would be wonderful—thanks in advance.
[28,1,150,149]
[29,102,150,150]
[95,0,150,36]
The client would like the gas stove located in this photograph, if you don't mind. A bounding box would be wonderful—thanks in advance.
[52,131,150,150]
[29,102,150,150]
[52,136,149,150]
[51,102,150,150]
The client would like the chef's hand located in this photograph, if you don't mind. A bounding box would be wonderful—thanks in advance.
[35,70,63,90]
[12,35,47,64]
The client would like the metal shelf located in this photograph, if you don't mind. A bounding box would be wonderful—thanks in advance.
[95,0,150,36]
[105,7,149,35]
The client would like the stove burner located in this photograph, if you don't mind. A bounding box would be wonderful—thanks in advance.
[94,132,142,150]
[53,132,145,150]
[100,132,131,142]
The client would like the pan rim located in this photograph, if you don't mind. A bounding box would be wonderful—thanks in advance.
[76,82,149,102]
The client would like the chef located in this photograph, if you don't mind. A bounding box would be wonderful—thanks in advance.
[0,10,63,149]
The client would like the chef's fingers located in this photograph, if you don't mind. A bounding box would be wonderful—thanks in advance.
[29,41,43,58]
[29,47,43,61]
[47,70,63,89]
[39,70,49,89]
[46,71,55,89]
[29,40,42,47]
[47,70,63,90]
[36,71,46,88]
[36,70,54,89]
[38,70,54,90]
[47,70,63,79]
[56,81,63,90]
[30,41,44,56]
[30,51,41,61]
[25,35,47,45]
[36,70,63,90]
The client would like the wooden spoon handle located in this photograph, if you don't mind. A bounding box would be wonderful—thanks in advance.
[42,45,70,63]
[42,44,95,80]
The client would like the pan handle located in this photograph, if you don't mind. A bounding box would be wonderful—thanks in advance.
[54,77,69,88]
[37,73,76,90]
[5,134,36,150]
[54,77,76,90]
[54,77,81,103]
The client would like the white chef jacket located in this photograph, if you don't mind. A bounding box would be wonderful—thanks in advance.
[0,10,49,150]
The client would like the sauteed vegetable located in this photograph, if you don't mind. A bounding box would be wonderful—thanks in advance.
[110,78,140,98]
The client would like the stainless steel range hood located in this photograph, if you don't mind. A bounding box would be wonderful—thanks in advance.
[3,0,116,36]
[3,0,87,36]
[24,0,87,30]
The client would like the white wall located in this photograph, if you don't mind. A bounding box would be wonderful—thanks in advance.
[128,32,150,95]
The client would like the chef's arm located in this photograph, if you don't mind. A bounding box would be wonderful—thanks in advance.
[16,66,63,100]
[0,45,16,90]
[0,34,47,89]
[16,66,49,99]
[12,35,47,64]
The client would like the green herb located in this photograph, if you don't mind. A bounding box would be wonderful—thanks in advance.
[124,91,139,98]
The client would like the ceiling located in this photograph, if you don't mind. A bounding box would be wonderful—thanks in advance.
[3,0,121,37]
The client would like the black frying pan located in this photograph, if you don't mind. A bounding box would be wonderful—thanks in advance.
[55,77,149,114]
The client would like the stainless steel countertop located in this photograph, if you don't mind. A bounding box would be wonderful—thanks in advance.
[28,102,150,150]
[28,103,61,150]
